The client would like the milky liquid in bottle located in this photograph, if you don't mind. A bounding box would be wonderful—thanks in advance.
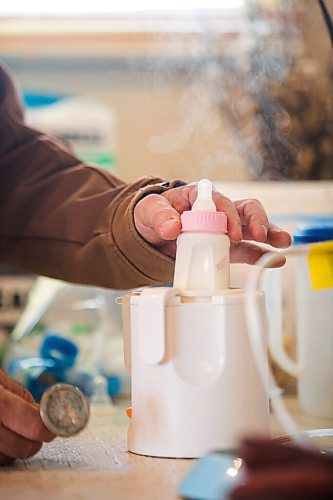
[173,179,230,291]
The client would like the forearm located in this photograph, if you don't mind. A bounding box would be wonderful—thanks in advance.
[0,168,176,289]
[0,65,177,289]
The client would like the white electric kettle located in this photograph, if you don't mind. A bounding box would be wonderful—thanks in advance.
[122,180,269,458]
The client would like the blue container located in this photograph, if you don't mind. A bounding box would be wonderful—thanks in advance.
[293,224,333,245]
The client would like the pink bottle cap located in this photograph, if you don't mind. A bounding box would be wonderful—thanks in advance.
[181,210,228,233]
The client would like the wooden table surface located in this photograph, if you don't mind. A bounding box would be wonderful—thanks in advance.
[1,396,333,500]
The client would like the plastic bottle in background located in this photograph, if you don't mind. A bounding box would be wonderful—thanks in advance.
[173,179,230,291]
[294,225,333,418]
[269,224,333,418]
[24,92,117,172]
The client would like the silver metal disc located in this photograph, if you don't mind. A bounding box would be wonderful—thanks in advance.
[39,383,90,437]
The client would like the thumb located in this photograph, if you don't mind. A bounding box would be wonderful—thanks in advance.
[134,193,181,245]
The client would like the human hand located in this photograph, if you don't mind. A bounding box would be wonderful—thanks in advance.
[0,370,55,466]
[134,183,291,265]
[230,437,333,499]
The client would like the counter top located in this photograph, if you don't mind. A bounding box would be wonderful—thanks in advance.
[1,396,333,500]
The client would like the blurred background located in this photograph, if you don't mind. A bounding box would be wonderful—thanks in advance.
[1,0,332,182]
[0,0,332,400]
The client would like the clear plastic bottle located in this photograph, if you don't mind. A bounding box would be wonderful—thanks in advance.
[173,179,230,291]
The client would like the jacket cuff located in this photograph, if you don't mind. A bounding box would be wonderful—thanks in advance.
[111,180,186,285]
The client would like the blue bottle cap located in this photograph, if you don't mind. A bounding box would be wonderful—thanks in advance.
[40,334,79,369]
[293,224,333,245]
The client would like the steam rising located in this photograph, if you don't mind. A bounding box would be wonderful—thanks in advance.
[145,2,304,180]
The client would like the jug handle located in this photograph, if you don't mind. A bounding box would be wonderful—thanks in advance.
[268,325,300,378]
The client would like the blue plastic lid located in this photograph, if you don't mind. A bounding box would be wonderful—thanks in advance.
[293,224,333,244]
[40,334,79,369]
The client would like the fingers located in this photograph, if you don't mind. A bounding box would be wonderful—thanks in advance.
[160,185,242,243]
[166,184,243,243]
[238,437,330,471]
[230,466,333,500]
[0,372,55,464]
[211,191,242,243]
[0,369,35,404]
[163,185,288,247]
[267,223,292,248]
[0,452,15,466]
[234,199,291,248]
[231,438,333,499]
[234,198,269,242]
[0,385,54,443]
[134,194,181,245]
[134,185,291,264]
[231,242,286,267]
[0,422,42,460]
[134,188,242,256]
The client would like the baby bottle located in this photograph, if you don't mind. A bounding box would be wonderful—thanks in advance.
[122,179,269,458]
[173,178,230,291]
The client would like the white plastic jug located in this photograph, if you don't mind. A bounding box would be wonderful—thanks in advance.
[269,225,333,419]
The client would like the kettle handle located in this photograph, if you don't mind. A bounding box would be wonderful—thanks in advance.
[138,287,179,365]
[262,266,301,378]
[268,323,300,378]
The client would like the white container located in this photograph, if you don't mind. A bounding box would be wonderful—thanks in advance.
[296,251,333,418]
[173,179,230,291]
[122,179,269,457]
[269,225,333,419]
[122,287,269,458]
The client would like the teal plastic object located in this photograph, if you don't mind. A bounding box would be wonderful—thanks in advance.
[179,451,244,500]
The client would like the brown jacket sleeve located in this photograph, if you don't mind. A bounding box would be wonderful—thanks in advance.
[0,65,179,289]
